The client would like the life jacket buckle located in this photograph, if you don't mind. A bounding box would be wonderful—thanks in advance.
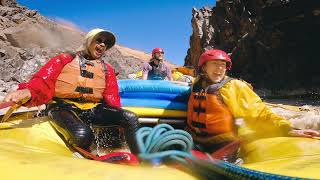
[75,86,93,94]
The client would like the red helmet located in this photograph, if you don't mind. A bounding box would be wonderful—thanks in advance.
[152,48,164,55]
[198,49,232,70]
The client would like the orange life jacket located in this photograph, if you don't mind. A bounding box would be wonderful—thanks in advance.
[55,55,106,102]
[187,77,235,143]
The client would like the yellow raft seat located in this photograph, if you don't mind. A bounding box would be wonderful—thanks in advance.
[0,117,196,180]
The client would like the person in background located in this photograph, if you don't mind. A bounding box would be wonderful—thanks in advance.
[186,49,320,154]
[142,48,173,80]
[4,28,140,154]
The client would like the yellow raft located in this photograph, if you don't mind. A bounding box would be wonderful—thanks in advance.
[242,137,320,179]
[1,114,320,179]
[0,116,196,180]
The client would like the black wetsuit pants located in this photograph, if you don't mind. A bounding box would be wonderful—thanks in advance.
[48,103,140,154]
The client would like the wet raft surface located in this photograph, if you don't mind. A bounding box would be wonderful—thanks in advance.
[0,117,197,180]
[1,111,320,179]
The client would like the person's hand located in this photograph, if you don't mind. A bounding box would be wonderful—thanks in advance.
[288,129,320,138]
[4,89,31,103]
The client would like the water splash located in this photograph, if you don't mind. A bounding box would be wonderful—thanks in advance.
[270,105,320,130]
[91,125,129,156]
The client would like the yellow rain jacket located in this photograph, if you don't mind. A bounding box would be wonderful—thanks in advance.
[172,71,184,81]
[219,79,292,141]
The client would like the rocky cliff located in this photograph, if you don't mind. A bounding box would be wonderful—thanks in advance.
[185,0,320,95]
[0,0,175,96]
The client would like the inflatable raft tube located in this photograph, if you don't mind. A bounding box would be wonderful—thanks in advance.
[241,137,320,179]
[0,117,196,180]
[1,114,320,179]
[120,92,188,102]
[122,107,186,118]
[121,98,187,110]
[118,80,190,95]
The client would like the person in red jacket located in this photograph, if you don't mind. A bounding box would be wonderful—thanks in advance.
[4,28,140,153]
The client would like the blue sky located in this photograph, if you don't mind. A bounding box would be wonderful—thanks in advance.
[17,0,215,65]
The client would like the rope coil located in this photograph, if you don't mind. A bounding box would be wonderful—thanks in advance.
[136,124,194,162]
[135,124,306,179]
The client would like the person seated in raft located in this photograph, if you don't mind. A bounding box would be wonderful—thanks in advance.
[142,48,173,80]
[185,49,320,154]
[4,28,140,153]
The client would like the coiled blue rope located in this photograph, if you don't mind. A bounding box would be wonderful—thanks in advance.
[136,123,194,164]
[136,124,309,180]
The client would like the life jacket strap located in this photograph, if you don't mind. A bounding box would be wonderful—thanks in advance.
[78,52,108,78]
[80,70,94,78]
[75,86,93,94]
[194,94,206,100]
[193,106,206,113]
[191,121,206,129]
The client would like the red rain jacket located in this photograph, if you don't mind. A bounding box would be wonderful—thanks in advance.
[18,53,121,108]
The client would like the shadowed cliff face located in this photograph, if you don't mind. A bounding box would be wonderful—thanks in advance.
[185,0,320,93]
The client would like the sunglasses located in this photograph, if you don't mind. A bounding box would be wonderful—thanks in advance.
[95,37,108,45]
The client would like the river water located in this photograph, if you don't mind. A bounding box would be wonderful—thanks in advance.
[265,98,320,130]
